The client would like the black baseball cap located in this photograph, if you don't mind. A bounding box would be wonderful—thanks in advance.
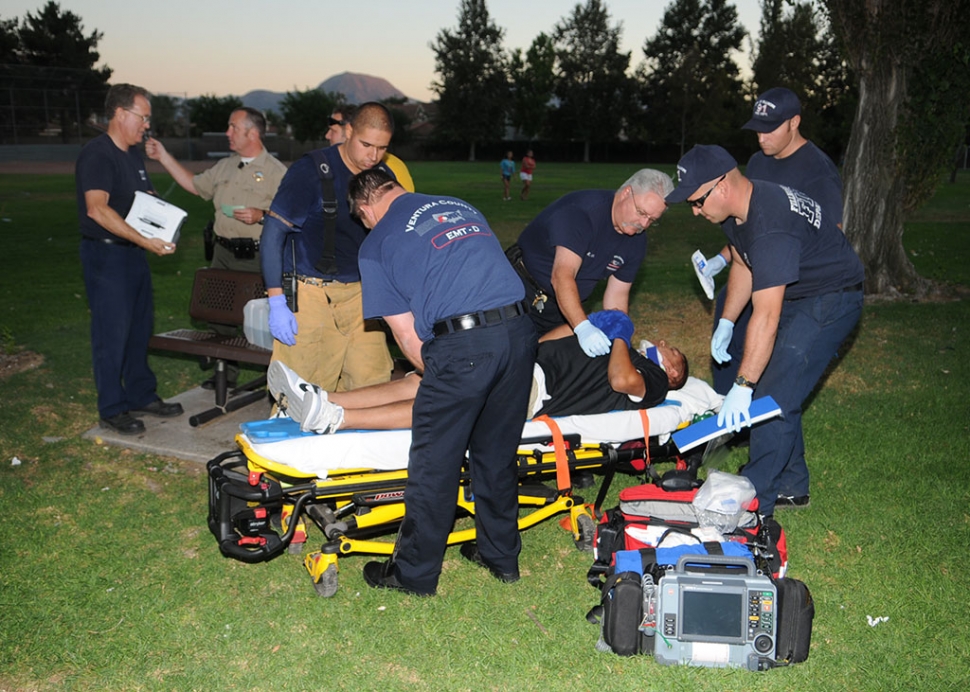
[665,145,738,204]
[741,87,801,133]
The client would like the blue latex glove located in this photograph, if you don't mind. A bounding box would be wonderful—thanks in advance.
[717,383,753,433]
[702,253,728,278]
[711,318,734,364]
[268,294,298,346]
[588,309,634,347]
[574,319,611,357]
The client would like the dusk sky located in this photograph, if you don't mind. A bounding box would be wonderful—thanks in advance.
[5,0,765,102]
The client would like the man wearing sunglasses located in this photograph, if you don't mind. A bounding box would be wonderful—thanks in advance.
[510,169,673,357]
[325,105,414,193]
[666,144,863,519]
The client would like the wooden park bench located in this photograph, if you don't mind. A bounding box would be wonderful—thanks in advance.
[149,268,272,427]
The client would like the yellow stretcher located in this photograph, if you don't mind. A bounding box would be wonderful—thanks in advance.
[207,421,700,597]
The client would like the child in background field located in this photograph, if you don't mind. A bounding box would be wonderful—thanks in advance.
[500,151,515,201]
[520,149,536,200]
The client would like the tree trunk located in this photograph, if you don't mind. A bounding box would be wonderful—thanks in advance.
[583,139,590,163]
[468,141,476,162]
[842,57,928,296]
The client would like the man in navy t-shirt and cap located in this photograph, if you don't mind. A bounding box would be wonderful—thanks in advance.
[667,144,864,518]
[348,168,538,596]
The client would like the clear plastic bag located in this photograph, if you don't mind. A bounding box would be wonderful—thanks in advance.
[692,470,756,533]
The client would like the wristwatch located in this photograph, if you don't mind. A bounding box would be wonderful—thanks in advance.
[735,374,757,389]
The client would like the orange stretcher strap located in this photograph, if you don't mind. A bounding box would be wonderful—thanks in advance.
[533,415,571,492]
[639,409,651,468]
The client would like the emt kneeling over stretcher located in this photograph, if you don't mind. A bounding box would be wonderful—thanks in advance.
[267,310,689,434]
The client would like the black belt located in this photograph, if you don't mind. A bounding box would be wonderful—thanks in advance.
[215,235,260,251]
[433,301,530,337]
[82,235,135,247]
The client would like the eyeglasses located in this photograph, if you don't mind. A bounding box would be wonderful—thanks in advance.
[630,188,663,226]
[687,175,726,209]
[124,108,151,125]
[328,117,347,127]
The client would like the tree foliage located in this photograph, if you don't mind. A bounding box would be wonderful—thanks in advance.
[820,0,970,294]
[636,0,747,155]
[279,88,340,143]
[187,94,243,137]
[509,33,556,140]
[551,0,632,162]
[751,0,854,159]
[0,2,112,142]
[430,0,509,160]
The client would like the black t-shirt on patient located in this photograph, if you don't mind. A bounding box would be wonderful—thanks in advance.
[535,336,669,417]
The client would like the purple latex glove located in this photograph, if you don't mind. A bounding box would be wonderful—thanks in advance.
[268,294,298,346]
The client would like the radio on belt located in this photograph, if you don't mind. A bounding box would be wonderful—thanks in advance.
[651,554,777,671]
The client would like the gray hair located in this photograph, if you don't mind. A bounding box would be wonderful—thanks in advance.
[619,168,674,199]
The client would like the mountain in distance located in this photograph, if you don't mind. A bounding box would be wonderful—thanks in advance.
[241,72,410,114]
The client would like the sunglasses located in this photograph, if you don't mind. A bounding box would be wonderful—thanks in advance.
[328,117,347,127]
[687,174,726,209]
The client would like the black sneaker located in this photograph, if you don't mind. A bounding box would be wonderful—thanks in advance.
[362,561,434,596]
[100,412,146,435]
[459,542,520,583]
[131,399,184,418]
[775,494,810,508]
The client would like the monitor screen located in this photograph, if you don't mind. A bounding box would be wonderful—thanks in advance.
[681,590,744,640]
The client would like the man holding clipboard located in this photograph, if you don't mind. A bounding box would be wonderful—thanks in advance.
[76,83,183,435]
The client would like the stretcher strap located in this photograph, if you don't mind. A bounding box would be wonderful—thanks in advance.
[638,409,651,468]
[533,415,571,492]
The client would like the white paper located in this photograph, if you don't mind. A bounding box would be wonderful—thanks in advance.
[125,191,187,243]
[691,250,716,300]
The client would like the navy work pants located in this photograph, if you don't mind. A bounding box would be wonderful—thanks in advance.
[80,240,159,419]
[741,288,863,516]
[392,314,538,594]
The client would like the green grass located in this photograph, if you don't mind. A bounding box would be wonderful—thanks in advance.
[1,166,968,691]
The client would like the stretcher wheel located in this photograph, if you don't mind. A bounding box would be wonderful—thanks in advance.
[312,564,339,598]
[574,513,595,552]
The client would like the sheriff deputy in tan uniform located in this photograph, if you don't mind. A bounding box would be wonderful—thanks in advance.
[146,106,287,387]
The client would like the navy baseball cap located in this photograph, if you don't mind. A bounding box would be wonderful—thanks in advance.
[741,87,801,132]
[665,145,738,204]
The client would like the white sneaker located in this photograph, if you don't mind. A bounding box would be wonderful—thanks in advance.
[267,361,326,421]
[301,396,345,435]
[267,361,344,434]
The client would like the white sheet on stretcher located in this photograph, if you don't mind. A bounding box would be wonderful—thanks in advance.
[240,376,723,479]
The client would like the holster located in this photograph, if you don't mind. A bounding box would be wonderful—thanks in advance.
[203,220,215,262]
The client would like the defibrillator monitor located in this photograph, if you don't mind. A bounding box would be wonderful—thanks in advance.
[654,555,777,671]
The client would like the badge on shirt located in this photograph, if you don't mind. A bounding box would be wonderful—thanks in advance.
[254,171,264,182]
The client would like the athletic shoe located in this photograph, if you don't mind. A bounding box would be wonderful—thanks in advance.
[301,396,345,435]
[459,542,520,583]
[775,494,810,508]
[131,399,183,418]
[100,412,146,435]
[267,361,323,417]
[267,361,343,434]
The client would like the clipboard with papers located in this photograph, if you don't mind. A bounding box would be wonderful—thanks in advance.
[125,191,188,244]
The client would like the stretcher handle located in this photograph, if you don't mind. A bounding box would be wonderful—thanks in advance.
[218,490,314,564]
[219,533,286,563]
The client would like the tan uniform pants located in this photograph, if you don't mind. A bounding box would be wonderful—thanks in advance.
[271,280,392,392]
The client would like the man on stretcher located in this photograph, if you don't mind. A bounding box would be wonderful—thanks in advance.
[268,309,689,434]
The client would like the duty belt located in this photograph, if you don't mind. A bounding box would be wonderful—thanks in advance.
[215,235,260,252]
[432,300,531,337]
